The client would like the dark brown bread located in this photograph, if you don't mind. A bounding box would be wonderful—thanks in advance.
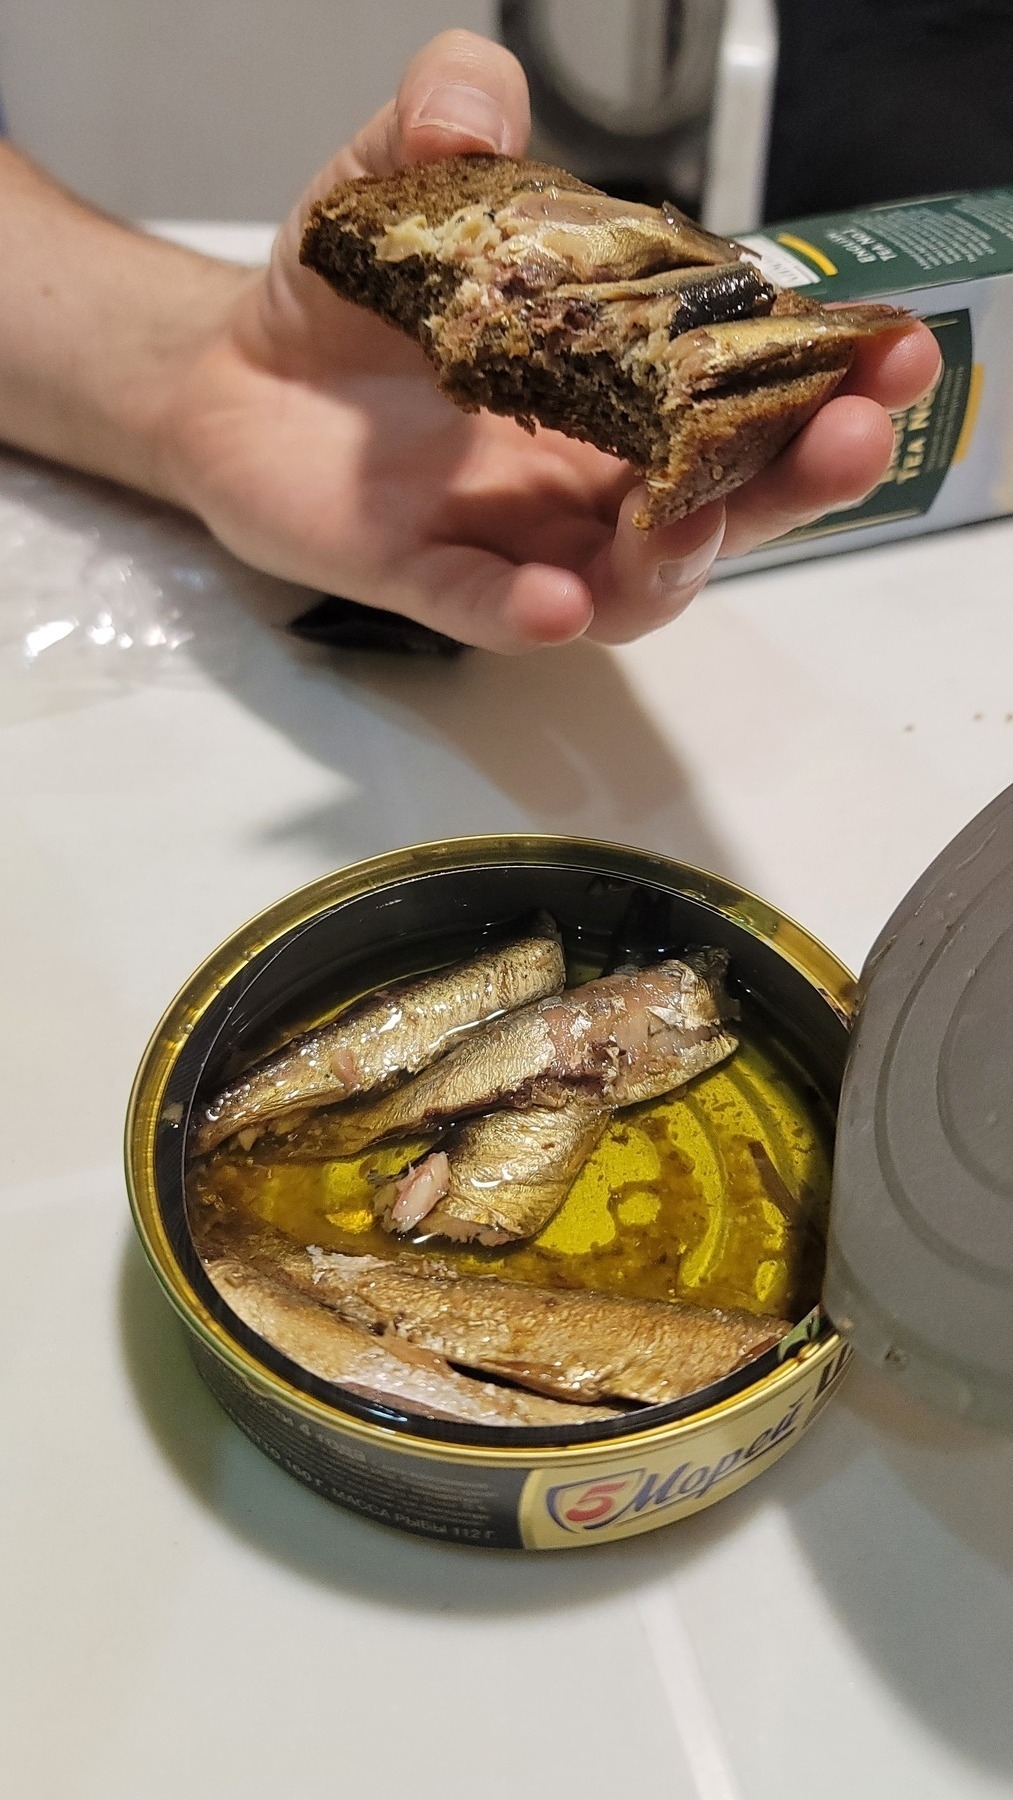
[303,155,591,336]
[301,154,906,526]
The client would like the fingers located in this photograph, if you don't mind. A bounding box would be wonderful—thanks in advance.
[381,544,593,654]
[657,323,939,567]
[838,318,941,408]
[717,320,939,556]
[581,491,726,645]
[560,339,922,629]
[580,347,917,618]
[720,394,896,558]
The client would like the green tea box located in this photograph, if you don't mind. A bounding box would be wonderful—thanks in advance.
[717,188,1013,575]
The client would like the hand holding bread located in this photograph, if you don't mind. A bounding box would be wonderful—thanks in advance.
[160,30,941,650]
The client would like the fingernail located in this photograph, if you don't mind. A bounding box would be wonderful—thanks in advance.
[410,84,507,150]
[657,515,726,600]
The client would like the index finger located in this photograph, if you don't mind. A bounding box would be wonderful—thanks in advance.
[837,317,942,409]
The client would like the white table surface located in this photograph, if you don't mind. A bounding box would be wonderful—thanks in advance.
[4,227,1013,1800]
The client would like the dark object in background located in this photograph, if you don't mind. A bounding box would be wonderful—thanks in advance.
[288,595,466,659]
[767,0,1013,218]
[499,0,721,213]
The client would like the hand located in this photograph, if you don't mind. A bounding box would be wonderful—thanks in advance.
[160,30,941,652]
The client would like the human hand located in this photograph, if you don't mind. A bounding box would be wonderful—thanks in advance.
[160,30,941,651]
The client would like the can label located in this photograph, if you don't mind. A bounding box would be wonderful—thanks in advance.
[715,188,1013,576]
[518,1345,851,1548]
[766,312,973,543]
[191,1335,850,1553]
[191,1341,529,1547]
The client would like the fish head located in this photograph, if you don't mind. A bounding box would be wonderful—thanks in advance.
[491,186,744,286]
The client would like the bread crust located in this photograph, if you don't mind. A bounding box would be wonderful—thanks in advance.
[302,155,593,336]
[300,154,905,525]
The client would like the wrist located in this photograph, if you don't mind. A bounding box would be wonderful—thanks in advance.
[0,142,258,506]
[115,244,258,510]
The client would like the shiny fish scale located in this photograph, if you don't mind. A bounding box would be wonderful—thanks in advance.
[192,1018,832,1319]
[192,927,565,1156]
[295,1248,789,1406]
[206,1254,619,1427]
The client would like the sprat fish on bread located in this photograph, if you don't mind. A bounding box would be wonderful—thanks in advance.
[300,154,907,526]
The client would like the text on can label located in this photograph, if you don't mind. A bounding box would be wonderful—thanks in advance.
[545,1399,805,1535]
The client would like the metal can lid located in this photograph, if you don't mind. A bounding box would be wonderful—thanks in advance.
[824,781,1013,1428]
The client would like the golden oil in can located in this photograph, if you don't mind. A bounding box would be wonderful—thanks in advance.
[131,838,855,1551]
[190,1002,832,1328]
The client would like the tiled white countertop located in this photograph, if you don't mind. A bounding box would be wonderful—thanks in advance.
[3,228,1013,1799]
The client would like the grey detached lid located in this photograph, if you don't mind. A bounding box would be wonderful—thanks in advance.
[825,781,1013,1430]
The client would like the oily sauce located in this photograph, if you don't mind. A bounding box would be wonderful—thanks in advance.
[191,997,832,1324]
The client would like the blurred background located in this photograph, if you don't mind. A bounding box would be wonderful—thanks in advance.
[0,0,1011,228]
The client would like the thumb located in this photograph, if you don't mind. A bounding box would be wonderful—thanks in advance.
[390,27,531,167]
[265,31,529,365]
[324,29,529,190]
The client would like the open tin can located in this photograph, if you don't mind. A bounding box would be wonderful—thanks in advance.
[126,835,867,1549]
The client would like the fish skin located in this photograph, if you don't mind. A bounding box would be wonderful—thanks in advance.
[205,1255,618,1427]
[490,186,745,283]
[660,198,753,266]
[300,1251,790,1407]
[552,260,765,304]
[192,925,565,1157]
[543,262,776,343]
[665,302,906,390]
[295,950,737,1159]
[303,156,909,531]
[192,1192,435,1280]
[381,1101,610,1244]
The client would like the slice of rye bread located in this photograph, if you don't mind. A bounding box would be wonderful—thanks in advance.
[300,154,907,527]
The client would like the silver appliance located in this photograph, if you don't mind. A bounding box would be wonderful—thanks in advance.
[499,0,777,231]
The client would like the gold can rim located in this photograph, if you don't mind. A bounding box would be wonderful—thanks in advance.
[125,833,856,1471]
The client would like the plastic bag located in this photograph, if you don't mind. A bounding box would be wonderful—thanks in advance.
[0,450,301,721]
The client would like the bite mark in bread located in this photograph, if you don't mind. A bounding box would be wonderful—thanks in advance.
[300,155,907,527]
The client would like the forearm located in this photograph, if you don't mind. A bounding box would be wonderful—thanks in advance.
[0,142,254,498]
